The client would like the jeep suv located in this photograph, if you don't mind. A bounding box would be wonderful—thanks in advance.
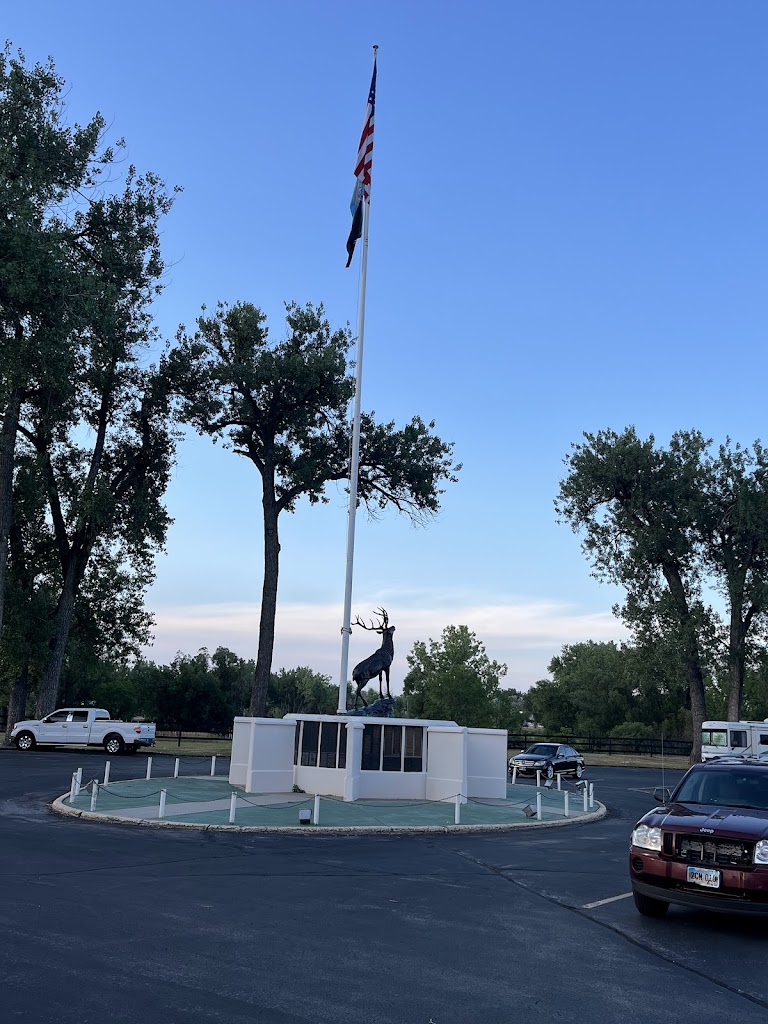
[629,757,768,916]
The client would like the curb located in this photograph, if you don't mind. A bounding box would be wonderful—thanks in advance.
[50,793,607,835]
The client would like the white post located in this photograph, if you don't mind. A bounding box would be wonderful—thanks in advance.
[337,47,378,714]
[454,794,461,825]
[563,792,569,817]
[313,793,321,826]
[145,756,152,781]
[158,790,167,819]
[536,769,541,788]
[69,773,77,802]
[589,783,594,809]
[556,773,562,791]
[511,766,517,785]
[210,755,217,777]
[90,781,98,812]
[583,786,589,813]
[229,792,237,824]
[103,761,111,786]
[173,757,179,778]
[536,792,542,821]
[76,767,83,790]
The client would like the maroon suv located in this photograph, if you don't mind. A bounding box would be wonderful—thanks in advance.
[629,758,768,916]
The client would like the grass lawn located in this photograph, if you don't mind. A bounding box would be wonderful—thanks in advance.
[152,738,233,756]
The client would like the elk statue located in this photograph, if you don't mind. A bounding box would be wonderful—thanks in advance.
[351,608,396,709]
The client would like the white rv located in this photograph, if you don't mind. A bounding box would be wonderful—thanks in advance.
[701,720,768,761]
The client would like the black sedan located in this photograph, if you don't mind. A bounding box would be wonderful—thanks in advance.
[508,743,585,780]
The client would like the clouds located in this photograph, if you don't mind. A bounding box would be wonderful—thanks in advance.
[142,594,628,691]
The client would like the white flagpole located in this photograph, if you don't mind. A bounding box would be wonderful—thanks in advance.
[338,48,377,714]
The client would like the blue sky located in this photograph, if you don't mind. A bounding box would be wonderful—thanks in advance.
[7,3,768,690]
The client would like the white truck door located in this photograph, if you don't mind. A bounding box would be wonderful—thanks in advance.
[69,709,91,742]
[38,710,72,744]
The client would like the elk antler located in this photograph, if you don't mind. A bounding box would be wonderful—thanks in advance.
[352,608,389,632]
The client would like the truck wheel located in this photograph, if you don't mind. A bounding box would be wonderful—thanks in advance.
[632,890,669,918]
[104,735,125,756]
[15,731,36,751]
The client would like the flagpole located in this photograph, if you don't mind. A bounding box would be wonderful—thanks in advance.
[338,47,377,714]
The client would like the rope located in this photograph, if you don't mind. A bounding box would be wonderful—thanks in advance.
[235,795,315,810]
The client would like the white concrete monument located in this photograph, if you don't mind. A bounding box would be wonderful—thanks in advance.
[229,713,508,802]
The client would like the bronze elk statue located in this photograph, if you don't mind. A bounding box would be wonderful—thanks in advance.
[351,608,396,708]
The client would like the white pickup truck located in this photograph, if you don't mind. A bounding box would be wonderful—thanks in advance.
[11,708,156,755]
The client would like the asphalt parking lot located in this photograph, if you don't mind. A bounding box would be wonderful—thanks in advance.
[2,749,767,1023]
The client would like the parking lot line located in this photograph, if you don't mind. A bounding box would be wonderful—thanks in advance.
[582,892,633,909]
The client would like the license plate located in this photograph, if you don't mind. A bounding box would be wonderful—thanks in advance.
[686,866,720,889]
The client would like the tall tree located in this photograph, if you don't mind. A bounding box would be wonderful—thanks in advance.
[557,427,709,758]
[556,428,768,760]
[0,45,103,637]
[171,301,460,716]
[698,440,768,720]
[0,47,179,720]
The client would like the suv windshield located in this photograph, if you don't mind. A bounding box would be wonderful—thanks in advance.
[525,744,558,756]
[675,768,768,810]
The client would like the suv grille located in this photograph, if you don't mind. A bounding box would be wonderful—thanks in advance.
[664,832,754,867]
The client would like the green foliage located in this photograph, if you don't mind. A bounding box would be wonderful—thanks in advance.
[403,625,517,729]
[525,640,693,739]
[0,47,180,721]
[556,427,768,754]
[267,666,338,717]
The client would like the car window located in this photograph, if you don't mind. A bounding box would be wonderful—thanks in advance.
[43,710,70,723]
[676,769,768,810]
[70,711,89,723]
[527,744,558,756]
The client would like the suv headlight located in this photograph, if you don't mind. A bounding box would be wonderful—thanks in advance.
[755,840,768,865]
[631,824,661,851]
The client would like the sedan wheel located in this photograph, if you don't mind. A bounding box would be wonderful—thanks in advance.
[545,763,554,780]
[575,763,583,779]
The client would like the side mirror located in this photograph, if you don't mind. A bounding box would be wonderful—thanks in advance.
[653,787,672,804]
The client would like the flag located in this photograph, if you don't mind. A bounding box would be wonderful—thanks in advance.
[346,57,377,267]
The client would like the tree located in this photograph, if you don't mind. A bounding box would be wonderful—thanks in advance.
[556,428,768,760]
[0,47,180,723]
[267,666,337,717]
[698,441,768,720]
[171,301,459,716]
[0,45,103,639]
[403,625,509,728]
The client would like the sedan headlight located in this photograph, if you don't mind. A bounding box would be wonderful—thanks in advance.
[631,824,661,851]
[755,840,768,865]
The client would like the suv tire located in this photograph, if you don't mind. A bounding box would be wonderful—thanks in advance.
[633,889,669,918]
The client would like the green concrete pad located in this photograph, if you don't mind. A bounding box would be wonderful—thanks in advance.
[61,776,601,831]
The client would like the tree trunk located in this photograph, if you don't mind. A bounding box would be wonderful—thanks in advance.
[250,477,280,717]
[4,662,29,745]
[726,607,748,722]
[0,387,21,636]
[35,553,82,717]
[662,562,707,763]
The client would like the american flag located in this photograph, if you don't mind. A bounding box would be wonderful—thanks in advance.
[346,57,377,267]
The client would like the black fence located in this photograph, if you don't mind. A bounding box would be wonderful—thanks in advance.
[508,732,692,758]
[155,730,233,746]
